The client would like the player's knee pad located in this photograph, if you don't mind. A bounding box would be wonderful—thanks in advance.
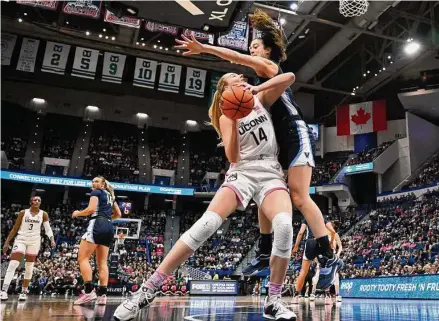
[24,262,35,280]
[272,212,293,259]
[7,260,20,273]
[180,211,223,251]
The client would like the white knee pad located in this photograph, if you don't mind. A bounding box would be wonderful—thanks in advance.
[24,262,35,280]
[180,211,223,251]
[7,260,20,273]
[272,212,293,259]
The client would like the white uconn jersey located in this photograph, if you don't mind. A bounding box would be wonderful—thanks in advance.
[237,98,278,161]
[16,209,43,242]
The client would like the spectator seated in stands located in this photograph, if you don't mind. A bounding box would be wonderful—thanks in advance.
[148,127,179,170]
[405,155,439,189]
[347,141,394,166]
[311,151,352,185]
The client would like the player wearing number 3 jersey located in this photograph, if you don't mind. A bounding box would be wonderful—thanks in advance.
[1,196,55,301]
[114,73,297,321]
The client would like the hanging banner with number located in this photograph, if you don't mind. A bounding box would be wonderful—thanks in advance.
[218,20,249,52]
[185,67,207,98]
[72,47,99,79]
[101,52,126,84]
[145,22,178,35]
[133,58,157,89]
[208,72,224,107]
[158,63,182,93]
[1,34,17,66]
[16,38,40,73]
[63,1,101,19]
[41,41,71,75]
[16,0,58,10]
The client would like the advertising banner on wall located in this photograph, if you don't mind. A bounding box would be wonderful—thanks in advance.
[189,281,238,295]
[340,275,439,299]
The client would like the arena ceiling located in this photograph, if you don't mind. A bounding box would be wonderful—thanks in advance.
[2,1,438,125]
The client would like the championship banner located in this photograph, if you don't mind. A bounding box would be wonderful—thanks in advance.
[72,47,99,79]
[16,38,40,73]
[1,34,17,66]
[104,10,141,28]
[16,0,58,10]
[208,72,224,107]
[158,63,182,93]
[41,41,71,75]
[133,58,158,89]
[102,52,126,84]
[183,29,214,45]
[145,22,178,35]
[218,20,249,52]
[63,1,101,19]
[185,67,207,98]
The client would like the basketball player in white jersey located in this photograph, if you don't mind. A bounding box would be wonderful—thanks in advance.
[1,196,55,301]
[115,73,297,321]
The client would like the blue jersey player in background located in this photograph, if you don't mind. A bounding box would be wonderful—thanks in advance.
[72,176,122,306]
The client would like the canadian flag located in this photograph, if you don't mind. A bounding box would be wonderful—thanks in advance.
[337,100,387,136]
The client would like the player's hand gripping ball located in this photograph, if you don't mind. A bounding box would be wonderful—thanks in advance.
[221,84,255,120]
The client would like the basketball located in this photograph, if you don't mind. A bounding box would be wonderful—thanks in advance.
[221,85,255,120]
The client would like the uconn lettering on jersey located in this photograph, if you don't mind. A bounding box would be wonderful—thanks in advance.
[238,114,268,135]
[24,217,40,224]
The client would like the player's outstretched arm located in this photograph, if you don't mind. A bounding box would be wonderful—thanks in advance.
[175,34,278,78]
[43,212,56,249]
[254,72,295,110]
[292,224,306,254]
[2,210,25,254]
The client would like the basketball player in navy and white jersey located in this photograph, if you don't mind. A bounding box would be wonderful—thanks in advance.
[1,196,55,301]
[175,9,341,280]
[71,176,121,305]
[115,73,297,321]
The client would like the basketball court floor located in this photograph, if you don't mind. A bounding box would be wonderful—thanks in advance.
[1,295,438,321]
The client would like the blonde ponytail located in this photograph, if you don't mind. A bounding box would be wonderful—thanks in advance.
[207,76,227,145]
[97,176,115,201]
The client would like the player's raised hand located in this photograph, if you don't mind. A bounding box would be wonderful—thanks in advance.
[175,34,204,56]
[72,210,80,218]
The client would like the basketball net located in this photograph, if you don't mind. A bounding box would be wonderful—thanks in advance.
[117,233,126,246]
[339,0,369,17]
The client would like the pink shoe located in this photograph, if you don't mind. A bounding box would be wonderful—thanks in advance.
[73,290,97,305]
[97,295,107,305]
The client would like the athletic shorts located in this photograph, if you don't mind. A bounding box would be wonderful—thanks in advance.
[277,120,316,170]
[82,217,114,247]
[222,159,288,211]
[303,239,318,261]
[12,238,41,257]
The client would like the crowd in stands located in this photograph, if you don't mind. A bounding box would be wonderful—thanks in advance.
[405,154,439,189]
[340,190,439,278]
[189,131,226,188]
[148,127,179,171]
[83,121,139,183]
[347,141,394,166]
[311,151,352,185]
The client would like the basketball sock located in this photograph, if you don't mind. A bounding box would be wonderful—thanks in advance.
[97,286,107,296]
[144,269,168,291]
[268,282,282,297]
[84,282,94,294]
[258,233,272,256]
[2,260,19,292]
[315,236,334,259]
[22,287,28,294]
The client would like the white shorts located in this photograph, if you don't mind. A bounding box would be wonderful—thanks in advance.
[222,159,288,211]
[12,238,41,257]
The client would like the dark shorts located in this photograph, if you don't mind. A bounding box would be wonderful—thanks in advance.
[277,119,316,170]
[82,217,114,247]
[303,239,318,261]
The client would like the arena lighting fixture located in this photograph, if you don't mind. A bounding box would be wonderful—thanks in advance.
[105,36,109,39]
[24,13,27,16]
[290,2,298,11]
[32,98,45,103]
[66,21,69,25]
[18,18,23,23]
[351,93,355,96]
[280,18,286,25]
[136,113,148,118]
[159,46,163,50]
[203,25,210,32]
[142,43,145,46]
[165,48,169,51]
[177,50,180,53]
[186,120,197,126]
[404,41,420,55]
[154,45,157,48]
[86,31,90,36]
[382,67,386,71]
[158,40,160,43]
[111,37,116,41]
[136,41,139,45]
[363,73,366,77]
[388,55,391,59]
[298,35,305,39]
[367,70,370,74]
[86,105,99,111]
[99,34,103,38]
[103,28,106,32]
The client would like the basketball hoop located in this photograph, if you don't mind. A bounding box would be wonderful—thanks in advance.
[117,233,126,246]
[339,0,369,17]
